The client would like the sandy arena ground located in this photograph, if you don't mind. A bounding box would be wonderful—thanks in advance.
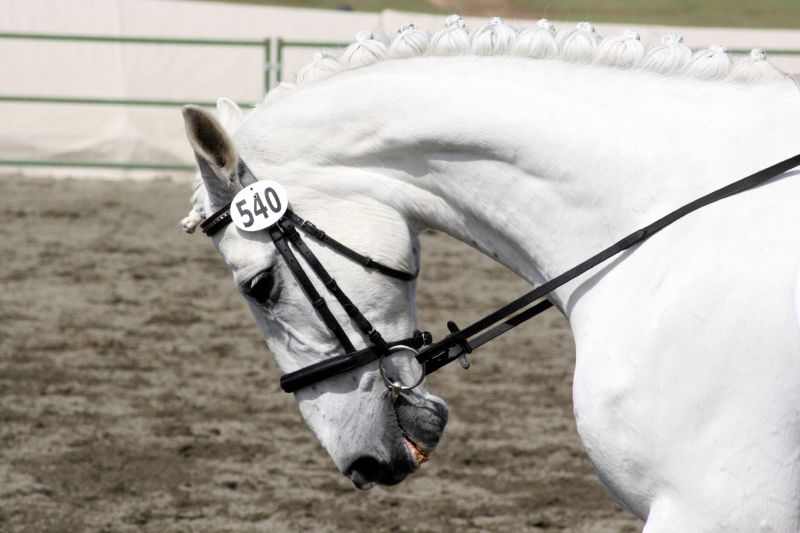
[0,177,642,532]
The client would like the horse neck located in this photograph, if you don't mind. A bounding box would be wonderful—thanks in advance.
[243,56,800,310]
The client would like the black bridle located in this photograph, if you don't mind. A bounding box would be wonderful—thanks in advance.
[200,153,800,394]
[200,164,432,394]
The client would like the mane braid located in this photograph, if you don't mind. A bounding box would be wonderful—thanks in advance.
[273,16,788,104]
[182,15,790,233]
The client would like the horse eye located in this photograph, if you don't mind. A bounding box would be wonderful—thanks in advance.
[246,271,275,304]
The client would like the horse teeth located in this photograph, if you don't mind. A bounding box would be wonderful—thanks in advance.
[404,436,430,464]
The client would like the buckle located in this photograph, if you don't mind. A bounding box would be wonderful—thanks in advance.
[414,330,433,346]
[280,220,298,237]
[367,328,389,354]
[301,220,326,239]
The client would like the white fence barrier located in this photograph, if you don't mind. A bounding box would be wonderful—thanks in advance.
[1,0,798,179]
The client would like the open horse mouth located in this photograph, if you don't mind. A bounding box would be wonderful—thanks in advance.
[403,434,430,465]
[345,394,446,489]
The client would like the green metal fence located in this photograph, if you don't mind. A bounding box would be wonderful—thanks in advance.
[275,39,347,83]
[0,32,350,172]
[2,31,798,172]
[0,32,273,171]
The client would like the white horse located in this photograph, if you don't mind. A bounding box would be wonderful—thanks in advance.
[181,17,800,531]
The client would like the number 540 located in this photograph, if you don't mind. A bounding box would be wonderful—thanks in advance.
[235,188,282,228]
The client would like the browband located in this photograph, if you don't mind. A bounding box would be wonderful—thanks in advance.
[199,205,418,282]
[200,203,233,236]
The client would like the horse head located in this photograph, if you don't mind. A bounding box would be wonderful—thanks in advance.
[181,102,448,489]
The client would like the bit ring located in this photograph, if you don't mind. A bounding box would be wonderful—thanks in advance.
[379,344,426,394]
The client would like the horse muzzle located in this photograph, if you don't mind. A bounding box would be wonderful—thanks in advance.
[344,392,448,490]
[394,391,449,452]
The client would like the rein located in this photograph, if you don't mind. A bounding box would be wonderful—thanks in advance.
[201,153,800,394]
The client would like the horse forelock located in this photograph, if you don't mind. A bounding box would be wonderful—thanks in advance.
[180,172,206,234]
[282,16,787,99]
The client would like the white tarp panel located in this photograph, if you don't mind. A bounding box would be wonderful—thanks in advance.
[1,0,798,180]
[0,0,378,180]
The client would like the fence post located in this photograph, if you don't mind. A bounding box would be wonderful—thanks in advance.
[263,38,271,94]
[277,38,284,82]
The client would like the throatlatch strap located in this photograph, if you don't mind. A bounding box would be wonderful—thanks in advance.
[416,152,800,373]
[285,210,419,282]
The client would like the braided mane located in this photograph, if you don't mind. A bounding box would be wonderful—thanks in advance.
[181,16,790,233]
[266,15,786,104]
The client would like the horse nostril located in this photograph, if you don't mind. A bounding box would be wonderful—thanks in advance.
[346,456,382,490]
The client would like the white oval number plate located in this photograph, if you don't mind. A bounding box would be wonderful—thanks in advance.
[230,180,289,232]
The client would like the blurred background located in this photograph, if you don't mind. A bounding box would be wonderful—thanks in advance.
[210,0,800,28]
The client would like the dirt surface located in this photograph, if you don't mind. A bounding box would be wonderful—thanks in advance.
[0,177,642,532]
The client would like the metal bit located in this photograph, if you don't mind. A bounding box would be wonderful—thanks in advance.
[391,381,402,401]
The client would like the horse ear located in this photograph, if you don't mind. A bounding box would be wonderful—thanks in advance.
[216,97,244,134]
[182,105,239,210]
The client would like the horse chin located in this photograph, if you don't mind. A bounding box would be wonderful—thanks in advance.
[344,440,420,490]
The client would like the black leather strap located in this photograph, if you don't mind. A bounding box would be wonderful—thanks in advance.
[200,190,423,392]
[424,300,554,374]
[280,330,431,393]
[285,210,418,282]
[278,218,391,355]
[417,152,800,374]
[200,204,232,236]
[269,224,356,353]
[201,206,418,282]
